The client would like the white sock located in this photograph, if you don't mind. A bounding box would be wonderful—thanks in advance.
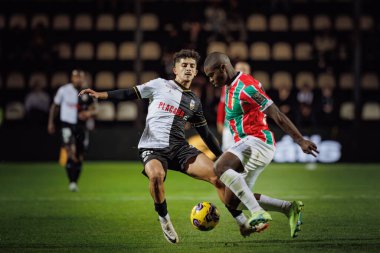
[235,213,247,226]
[220,169,262,214]
[257,194,291,214]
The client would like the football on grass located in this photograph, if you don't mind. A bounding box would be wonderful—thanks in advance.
[190,202,220,231]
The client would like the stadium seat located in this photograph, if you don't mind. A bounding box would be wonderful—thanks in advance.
[74,42,94,59]
[96,102,115,121]
[119,42,136,60]
[228,42,248,60]
[272,42,292,60]
[141,14,159,31]
[269,14,288,31]
[335,15,353,31]
[118,13,136,30]
[317,73,335,89]
[95,72,114,90]
[53,14,71,30]
[74,14,92,30]
[5,102,25,120]
[339,73,354,90]
[294,42,313,60]
[313,15,332,30]
[96,14,115,30]
[117,72,136,88]
[116,101,138,121]
[31,14,49,28]
[291,15,310,31]
[361,73,379,90]
[252,71,270,90]
[141,42,161,60]
[0,15,5,29]
[97,42,117,60]
[362,102,380,120]
[296,72,315,89]
[207,41,227,54]
[250,42,270,60]
[51,72,69,89]
[9,14,27,29]
[360,15,374,30]
[54,43,71,59]
[141,72,159,84]
[29,73,48,88]
[6,72,25,89]
[272,71,292,90]
[246,14,267,31]
[340,102,354,120]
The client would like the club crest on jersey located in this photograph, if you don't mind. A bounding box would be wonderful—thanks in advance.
[190,99,195,111]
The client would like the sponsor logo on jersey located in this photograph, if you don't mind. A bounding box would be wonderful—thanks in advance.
[190,99,195,111]
[157,102,185,118]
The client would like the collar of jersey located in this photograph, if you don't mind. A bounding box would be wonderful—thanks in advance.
[173,80,191,92]
[227,71,242,89]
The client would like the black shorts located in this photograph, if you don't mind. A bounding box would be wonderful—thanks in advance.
[139,142,202,177]
[61,122,87,154]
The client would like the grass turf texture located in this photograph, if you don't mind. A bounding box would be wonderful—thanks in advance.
[0,162,379,253]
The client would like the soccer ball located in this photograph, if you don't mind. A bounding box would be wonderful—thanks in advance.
[190,202,220,231]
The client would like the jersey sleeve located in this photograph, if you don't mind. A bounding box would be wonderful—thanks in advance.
[135,78,162,99]
[240,83,273,112]
[189,101,207,127]
[53,87,64,105]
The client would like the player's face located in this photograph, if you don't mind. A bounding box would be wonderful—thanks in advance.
[72,71,86,89]
[204,65,228,88]
[173,58,198,84]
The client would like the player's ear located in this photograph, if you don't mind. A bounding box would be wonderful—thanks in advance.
[173,65,177,75]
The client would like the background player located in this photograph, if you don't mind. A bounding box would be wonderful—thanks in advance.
[48,69,97,192]
[204,52,319,238]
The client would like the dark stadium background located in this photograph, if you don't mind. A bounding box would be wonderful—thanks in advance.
[0,0,379,163]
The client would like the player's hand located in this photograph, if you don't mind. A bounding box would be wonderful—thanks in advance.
[299,139,319,157]
[47,122,55,134]
[78,88,107,99]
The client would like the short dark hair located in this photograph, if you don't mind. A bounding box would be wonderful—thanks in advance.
[172,49,201,66]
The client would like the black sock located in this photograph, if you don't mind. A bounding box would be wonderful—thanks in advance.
[66,159,76,183]
[73,162,82,182]
[225,204,243,218]
[155,199,168,217]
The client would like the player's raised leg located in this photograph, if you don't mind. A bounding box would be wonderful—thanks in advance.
[144,159,179,244]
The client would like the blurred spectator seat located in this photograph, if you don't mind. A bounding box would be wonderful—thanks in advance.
[317,73,335,89]
[96,102,115,121]
[96,14,115,30]
[97,42,117,60]
[74,42,94,59]
[141,42,161,60]
[228,42,248,60]
[335,15,353,31]
[313,15,331,30]
[339,73,354,90]
[246,14,267,31]
[361,73,379,90]
[269,14,288,31]
[340,102,354,120]
[141,14,159,31]
[29,73,48,88]
[54,43,71,59]
[53,14,71,30]
[118,13,136,30]
[84,71,93,88]
[272,42,292,60]
[294,42,313,60]
[51,72,69,89]
[141,72,159,84]
[119,42,136,60]
[362,102,380,120]
[6,102,25,120]
[6,72,25,89]
[296,72,315,89]
[116,101,138,121]
[31,14,49,28]
[0,15,5,29]
[74,14,92,30]
[9,14,27,29]
[291,15,309,31]
[207,41,227,54]
[360,15,374,30]
[250,42,270,60]
[252,71,270,90]
[272,71,292,90]
[95,72,114,90]
[117,72,136,88]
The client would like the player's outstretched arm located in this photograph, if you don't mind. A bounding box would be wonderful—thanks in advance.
[79,87,140,101]
[78,88,108,99]
[264,104,319,157]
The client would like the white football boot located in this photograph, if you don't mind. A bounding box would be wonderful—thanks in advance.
[68,182,78,192]
[159,214,179,244]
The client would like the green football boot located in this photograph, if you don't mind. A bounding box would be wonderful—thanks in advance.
[288,200,304,238]
[247,210,272,227]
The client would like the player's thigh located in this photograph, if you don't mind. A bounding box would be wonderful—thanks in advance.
[214,151,245,177]
[144,159,166,179]
[185,153,216,182]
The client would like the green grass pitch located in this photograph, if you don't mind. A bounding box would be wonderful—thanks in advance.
[0,162,379,253]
